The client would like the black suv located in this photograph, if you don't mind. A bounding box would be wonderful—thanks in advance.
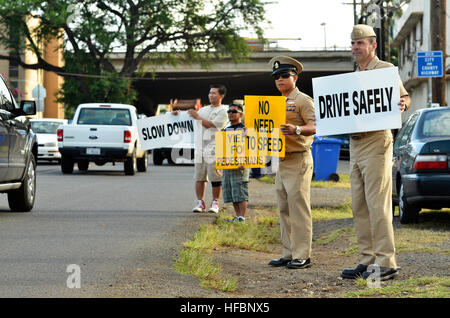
[0,75,37,212]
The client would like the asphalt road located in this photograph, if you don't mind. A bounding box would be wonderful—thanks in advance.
[0,160,210,297]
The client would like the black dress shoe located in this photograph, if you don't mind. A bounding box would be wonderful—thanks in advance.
[286,258,311,269]
[362,266,398,281]
[341,264,368,279]
[268,258,291,267]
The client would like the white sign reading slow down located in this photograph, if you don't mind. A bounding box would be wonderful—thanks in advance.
[137,112,195,150]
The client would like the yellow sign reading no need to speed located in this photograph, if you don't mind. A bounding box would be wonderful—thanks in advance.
[244,95,286,158]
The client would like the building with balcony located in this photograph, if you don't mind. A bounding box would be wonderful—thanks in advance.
[392,0,449,120]
[0,18,65,119]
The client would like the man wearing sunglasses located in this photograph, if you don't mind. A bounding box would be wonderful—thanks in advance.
[267,56,316,270]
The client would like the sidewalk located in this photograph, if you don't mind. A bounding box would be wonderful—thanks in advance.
[248,160,351,209]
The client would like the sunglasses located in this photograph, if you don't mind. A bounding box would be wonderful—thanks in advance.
[227,109,242,114]
[272,72,294,80]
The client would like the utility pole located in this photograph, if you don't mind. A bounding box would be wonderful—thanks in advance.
[430,0,447,106]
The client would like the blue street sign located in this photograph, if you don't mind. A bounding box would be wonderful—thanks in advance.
[417,51,444,78]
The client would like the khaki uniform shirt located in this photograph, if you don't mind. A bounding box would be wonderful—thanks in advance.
[285,87,315,153]
[356,56,408,97]
[351,56,409,139]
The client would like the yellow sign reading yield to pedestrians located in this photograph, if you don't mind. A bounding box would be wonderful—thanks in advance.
[215,129,265,169]
[244,95,286,157]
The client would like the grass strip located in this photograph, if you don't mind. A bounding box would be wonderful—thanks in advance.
[347,276,450,298]
[311,200,353,221]
[258,174,350,189]
[173,214,280,292]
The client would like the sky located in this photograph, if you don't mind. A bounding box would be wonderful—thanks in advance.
[244,0,356,50]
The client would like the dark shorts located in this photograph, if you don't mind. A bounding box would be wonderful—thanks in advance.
[222,169,249,203]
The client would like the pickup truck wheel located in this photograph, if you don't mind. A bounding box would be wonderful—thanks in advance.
[61,155,74,174]
[153,149,164,166]
[137,151,148,172]
[78,160,89,171]
[8,154,36,212]
[124,149,137,175]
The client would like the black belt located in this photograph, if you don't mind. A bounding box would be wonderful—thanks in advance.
[350,132,370,140]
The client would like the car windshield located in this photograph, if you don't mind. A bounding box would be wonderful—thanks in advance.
[77,108,131,126]
[421,110,450,137]
[31,121,63,134]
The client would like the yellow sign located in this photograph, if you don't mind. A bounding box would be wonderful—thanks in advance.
[244,95,286,157]
[215,130,265,169]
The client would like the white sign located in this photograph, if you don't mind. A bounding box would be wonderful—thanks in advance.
[313,67,401,136]
[137,111,195,150]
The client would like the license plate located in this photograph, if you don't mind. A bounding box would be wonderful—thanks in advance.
[86,148,101,155]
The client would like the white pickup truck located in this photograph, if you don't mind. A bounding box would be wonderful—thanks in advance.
[57,103,148,175]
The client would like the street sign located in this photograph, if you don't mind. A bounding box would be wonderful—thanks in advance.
[417,51,444,78]
[32,84,46,99]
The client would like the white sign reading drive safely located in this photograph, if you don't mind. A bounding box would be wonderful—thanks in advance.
[312,67,401,136]
[137,111,195,150]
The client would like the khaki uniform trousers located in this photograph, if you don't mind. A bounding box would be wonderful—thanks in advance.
[350,130,397,268]
[275,151,313,260]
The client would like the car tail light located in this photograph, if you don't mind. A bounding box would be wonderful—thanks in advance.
[413,155,448,170]
[124,130,132,143]
[57,129,63,142]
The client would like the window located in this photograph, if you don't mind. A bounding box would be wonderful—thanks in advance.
[31,121,64,134]
[419,17,423,46]
[421,110,450,137]
[394,112,419,149]
[77,108,131,126]
[399,45,403,66]
[404,38,409,61]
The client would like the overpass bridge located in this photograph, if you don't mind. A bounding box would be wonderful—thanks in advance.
[111,50,354,115]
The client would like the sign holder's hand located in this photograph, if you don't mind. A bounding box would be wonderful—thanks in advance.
[398,96,410,113]
[280,124,296,135]
[187,109,200,120]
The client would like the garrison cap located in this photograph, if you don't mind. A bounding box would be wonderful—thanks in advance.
[230,99,244,111]
[269,55,303,76]
[351,24,376,40]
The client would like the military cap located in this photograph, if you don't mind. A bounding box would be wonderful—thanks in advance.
[351,24,376,40]
[269,55,303,76]
[230,99,244,111]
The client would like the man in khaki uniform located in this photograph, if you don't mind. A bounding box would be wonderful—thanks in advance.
[341,25,410,281]
[267,56,317,269]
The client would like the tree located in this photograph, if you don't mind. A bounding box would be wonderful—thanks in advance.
[0,0,266,115]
